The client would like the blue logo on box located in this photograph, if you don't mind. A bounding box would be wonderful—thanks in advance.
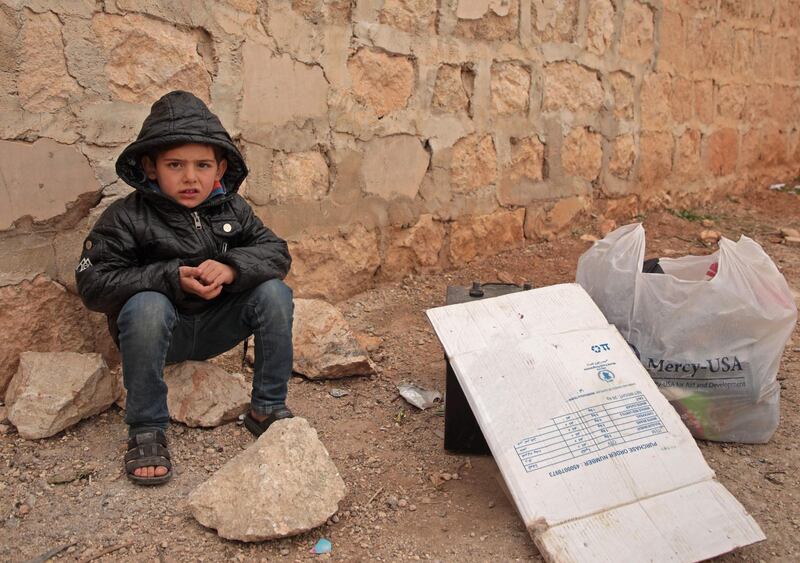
[598,369,615,382]
[591,343,611,353]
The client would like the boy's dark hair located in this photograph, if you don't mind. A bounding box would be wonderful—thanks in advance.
[144,141,227,166]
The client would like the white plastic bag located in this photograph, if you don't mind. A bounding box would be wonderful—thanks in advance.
[577,223,797,443]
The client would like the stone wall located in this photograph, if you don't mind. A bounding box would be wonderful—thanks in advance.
[1,0,798,387]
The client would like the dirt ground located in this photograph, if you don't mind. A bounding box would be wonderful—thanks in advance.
[2,187,800,562]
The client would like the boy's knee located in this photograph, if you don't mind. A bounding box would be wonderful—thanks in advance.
[251,279,293,321]
[118,291,177,334]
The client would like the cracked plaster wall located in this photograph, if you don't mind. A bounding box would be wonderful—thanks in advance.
[1,0,799,372]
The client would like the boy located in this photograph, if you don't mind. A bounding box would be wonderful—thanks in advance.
[76,91,294,486]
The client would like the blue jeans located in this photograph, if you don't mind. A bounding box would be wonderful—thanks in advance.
[116,279,293,436]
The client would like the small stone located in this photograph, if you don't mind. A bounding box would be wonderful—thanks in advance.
[780,227,800,238]
[378,511,387,519]
[162,362,250,427]
[18,504,30,516]
[701,219,715,228]
[386,495,399,509]
[0,424,10,435]
[784,236,800,247]
[441,473,452,481]
[488,500,496,508]
[398,499,408,508]
[280,548,290,556]
[580,234,599,243]
[331,514,340,523]
[408,504,417,512]
[699,230,721,244]
[598,219,617,237]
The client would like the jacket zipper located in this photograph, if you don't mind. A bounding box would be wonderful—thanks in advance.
[190,211,218,257]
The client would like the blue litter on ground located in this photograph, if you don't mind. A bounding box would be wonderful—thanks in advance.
[311,538,332,554]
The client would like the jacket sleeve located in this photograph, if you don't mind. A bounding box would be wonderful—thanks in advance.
[75,202,184,314]
[217,196,291,293]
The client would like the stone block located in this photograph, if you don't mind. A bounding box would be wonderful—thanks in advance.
[383,215,445,278]
[694,80,714,125]
[6,352,117,440]
[773,35,799,82]
[743,125,786,169]
[293,299,375,379]
[490,62,530,115]
[745,84,771,124]
[686,15,714,73]
[721,0,750,19]
[380,0,437,33]
[619,1,654,63]
[733,29,754,74]
[432,64,472,113]
[348,48,414,118]
[716,83,746,121]
[241,44,328,129]
[508,136,545,183]
[450,134,498,193]
[239,144,274,206]
[0,4,17,73]
[705,128,738,176]
[542,62,603,113]
[448,208,525,264]
[710,22,735,74]
[586,0,615,56]
[0,139,99,230]
[91,13,212,103]
[272,151,330,203]
[546,196,589,233]
[752,32,774,80]
[454,0,519,41]
[638,131,674,188]
[0,233,56,287]
[286,225,380,301]
[658,10,686,72]
[675,129,702,180]
[562,128,602,181]
[641,73,671,131]
[362,135,429,200]
[531,0,580,43]
[610,135,636,180]
[610,72,635,120]
[18,11,81,113]
[670,77,693,124]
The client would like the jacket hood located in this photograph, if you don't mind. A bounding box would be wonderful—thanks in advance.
[116,91,248,194]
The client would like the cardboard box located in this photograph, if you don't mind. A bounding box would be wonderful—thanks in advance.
[426,283,764,562]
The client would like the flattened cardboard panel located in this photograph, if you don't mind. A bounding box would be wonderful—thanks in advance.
[427,284,764,561]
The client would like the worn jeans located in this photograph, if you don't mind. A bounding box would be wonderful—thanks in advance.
[116,279,293,436]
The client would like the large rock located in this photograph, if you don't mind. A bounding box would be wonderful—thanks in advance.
[454,0,519,41]
[619,0,654,63]
[293,299,376,379]
[0,276,116,398]
[164,362,250,427]
[348,48,414,117]
[586,0,614,55]
[188,417,346,541]
[0,138,99,230]
[6,352,117,440]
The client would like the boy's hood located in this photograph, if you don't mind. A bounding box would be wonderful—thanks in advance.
[115,91,248,195]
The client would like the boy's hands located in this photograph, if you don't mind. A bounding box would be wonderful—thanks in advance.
[179,260,236,300]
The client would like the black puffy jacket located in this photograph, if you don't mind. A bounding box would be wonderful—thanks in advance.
[76,91,291,338]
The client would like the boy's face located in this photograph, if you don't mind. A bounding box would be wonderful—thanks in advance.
[142,143,227,208]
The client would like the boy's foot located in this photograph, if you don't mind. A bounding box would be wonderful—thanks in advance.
[124,430,173,486]
[244,406,294,437]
